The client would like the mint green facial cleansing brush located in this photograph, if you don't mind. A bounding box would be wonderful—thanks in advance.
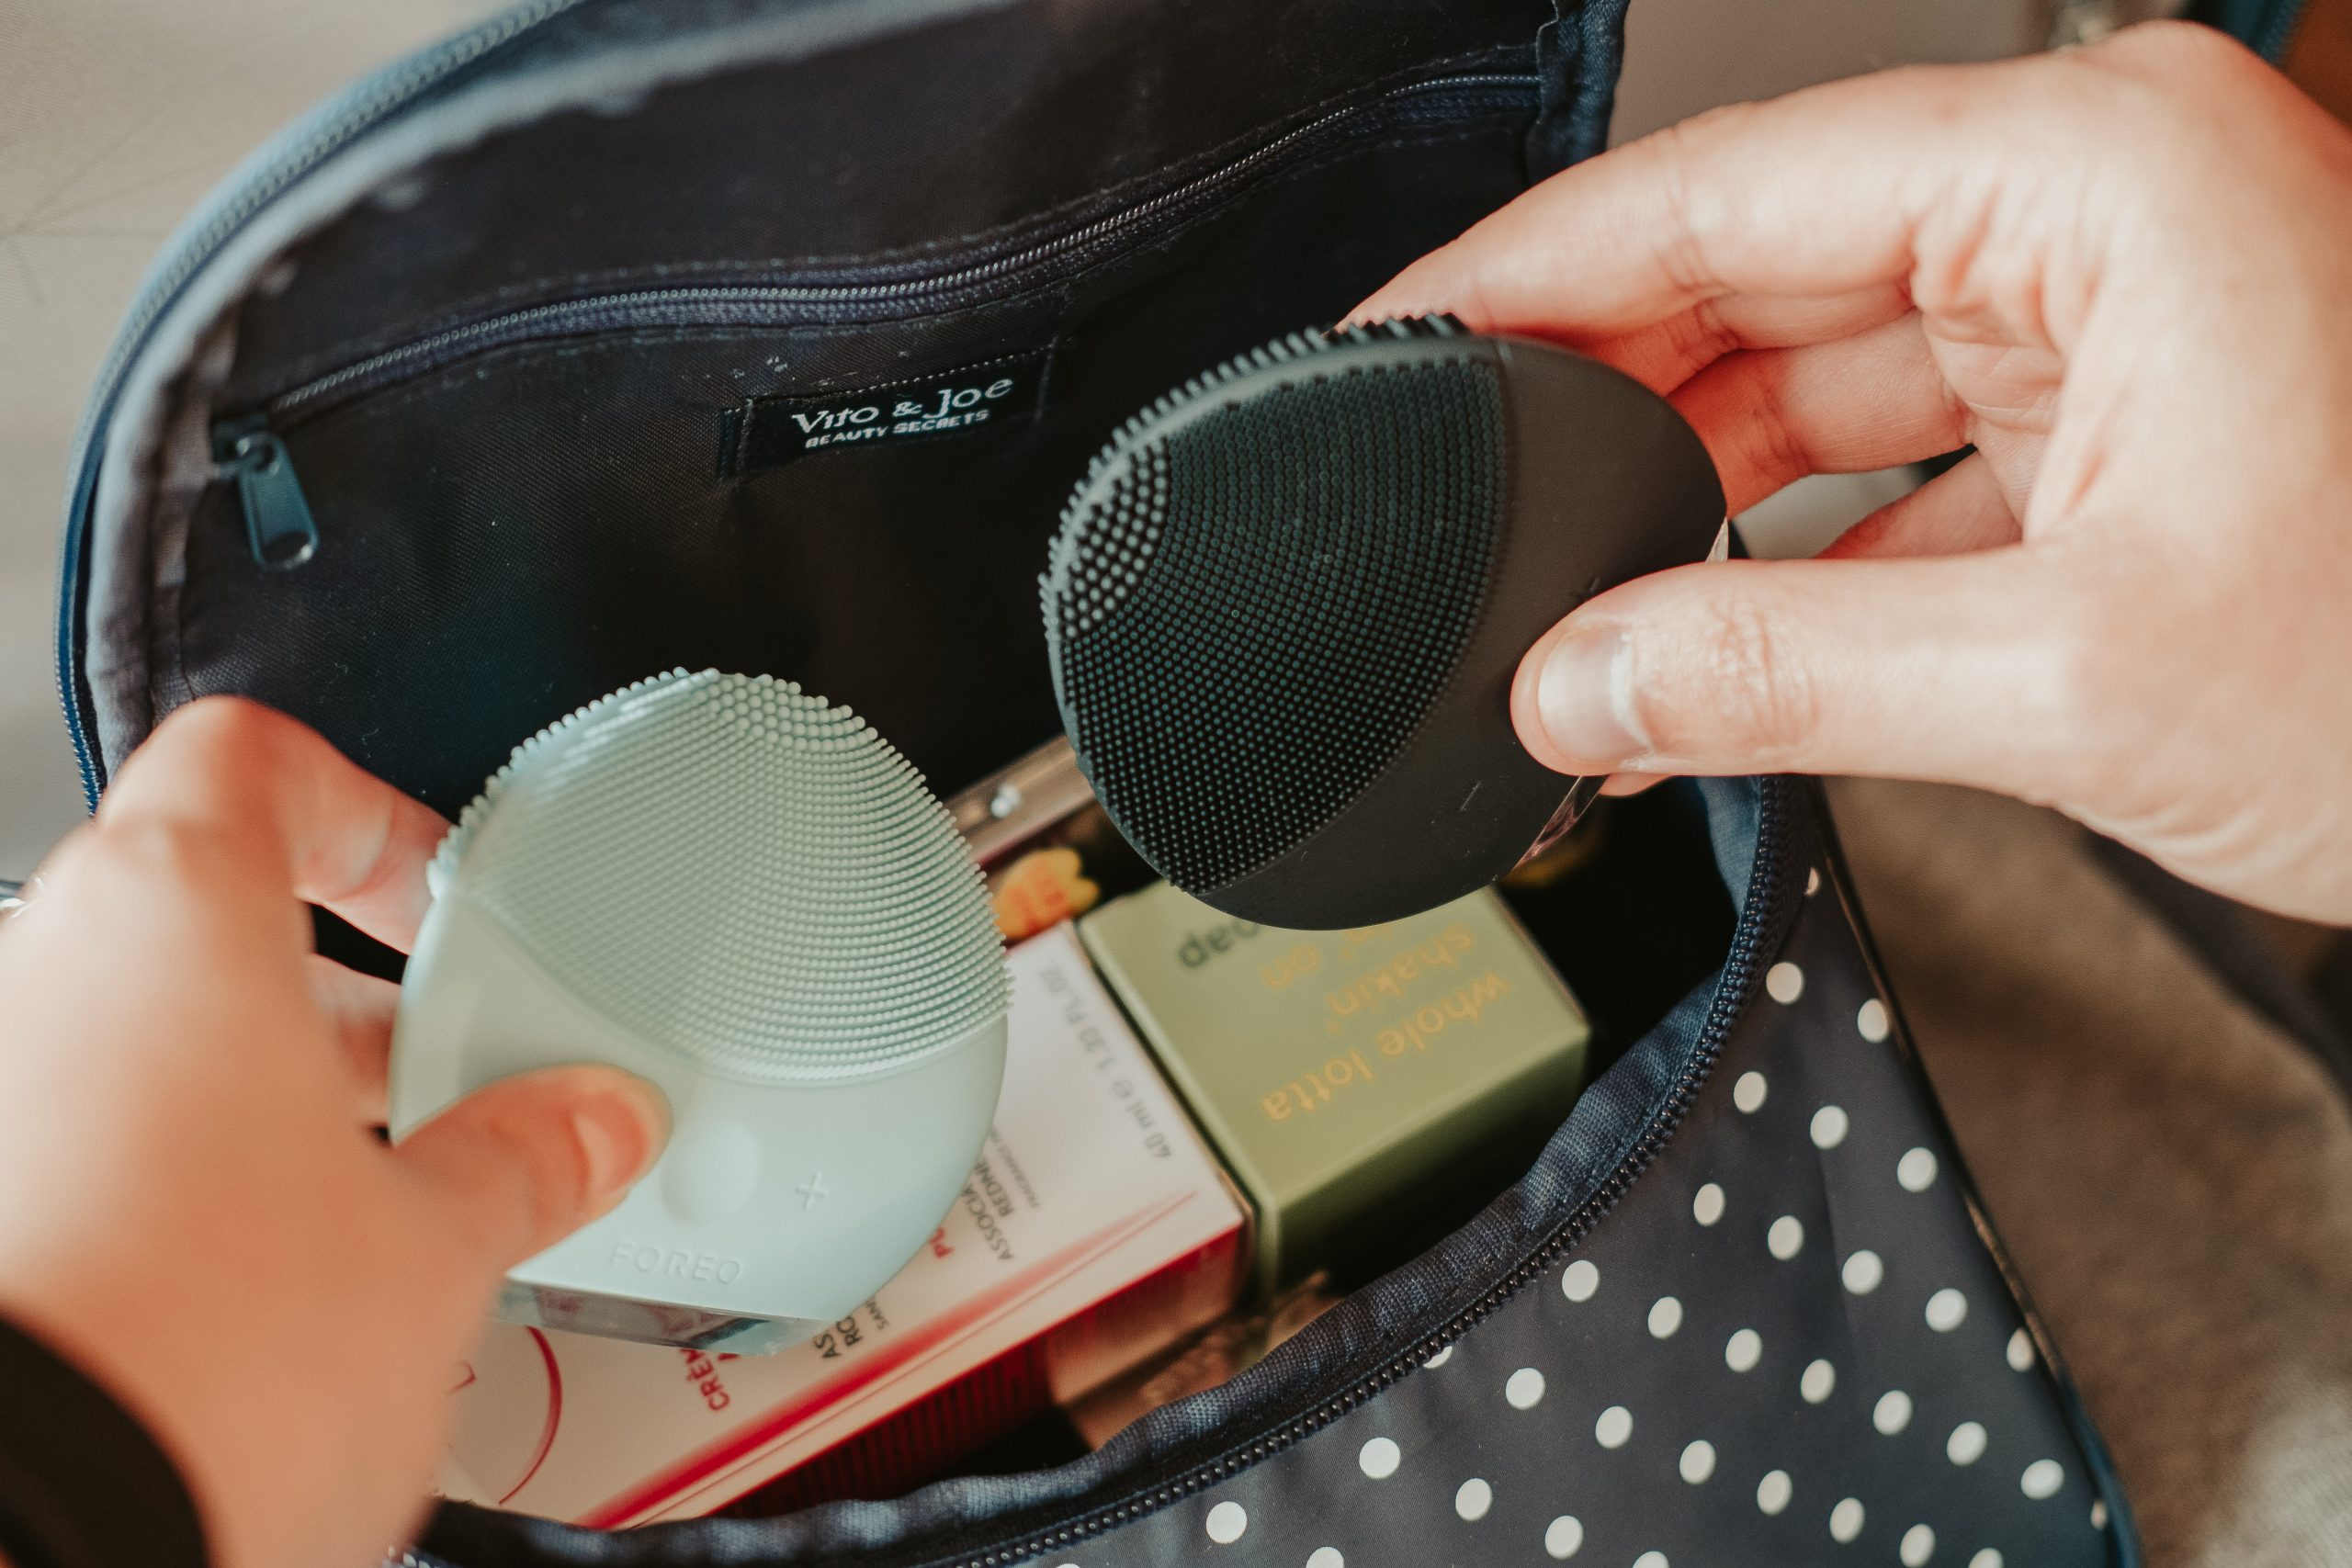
[387,671,1010,1353]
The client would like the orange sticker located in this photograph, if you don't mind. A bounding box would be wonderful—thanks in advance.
[991,847,1100,941]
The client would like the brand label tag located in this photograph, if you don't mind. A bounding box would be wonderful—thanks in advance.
[729,349,1050,474]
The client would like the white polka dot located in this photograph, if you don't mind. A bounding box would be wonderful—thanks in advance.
[1734,1071,1769,1112]
[1562,1259,1600,1303]
[1757,1470,1793,1515]
[1842,1249,1885,1294]
[2092,1500,2109,1529]
[1358,1437,1400,1479]
[1692,1182,1725,1226]
[1506,1368,1546,1410]
[1307,1551,1344,1568]
[1205,1501,1247,1544]
[1422,1345,1453,1370]
[1648,1296,1684,1338]
[1767,961,1805,1003]
[1544,1515,1585,1560]
[1947,1422,1988,1466]
[2007,1328,2035,1372]
[1829,1497,1865,1544]
[1768,1215,1805,1260]
[1873,1389,1914,1435]
[1801,1359,1837,1404]
[2021,1459,2064,1499]
[1970,1552,2004,1568]
[1857,998,1891,1043]
[1897,1147,1939,1192]
[1679,1440,1716,1483]
[1455,1478,1493,1521]
[1901,1524,1936,1566]
[1632,1554,1668,1568]
[1810,1105,1849,1149]
[1595,1405,1633,1449]
[1806,867,1822,896]
[1724,1328,1762,1373]
[1926,1288,1969,1333]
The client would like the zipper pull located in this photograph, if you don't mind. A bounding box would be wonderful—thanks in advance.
[214,418,320,570]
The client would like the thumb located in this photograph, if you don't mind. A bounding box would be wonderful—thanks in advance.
[1510,550,2083,794]
[397,1065,671,1271]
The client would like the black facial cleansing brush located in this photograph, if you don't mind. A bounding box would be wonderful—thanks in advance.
[1041,316,1725,930]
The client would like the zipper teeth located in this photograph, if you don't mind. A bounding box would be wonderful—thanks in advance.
[57,0,591,806]
[933,783,1792,1568]
[2260,0,2311,60]
[267,73,1532,420]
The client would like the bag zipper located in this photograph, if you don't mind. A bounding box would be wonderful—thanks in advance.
[390,780,1791,1568]
[211,418,321,570]
[203,73,1532,570]
[257,73,1532,427]
[69,36,1526,781]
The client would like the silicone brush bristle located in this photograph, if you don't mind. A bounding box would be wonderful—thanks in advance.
[434,670,1009,1085]
[1041,317,1504,894]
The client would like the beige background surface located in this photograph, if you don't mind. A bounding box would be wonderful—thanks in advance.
[0,0,2058,876]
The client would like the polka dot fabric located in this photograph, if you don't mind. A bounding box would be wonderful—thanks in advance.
[1001,781,2129,1568]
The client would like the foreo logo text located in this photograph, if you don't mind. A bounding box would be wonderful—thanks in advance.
[612,1242,745,1284]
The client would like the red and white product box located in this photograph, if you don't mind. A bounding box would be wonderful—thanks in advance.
[441,922,1248,1524]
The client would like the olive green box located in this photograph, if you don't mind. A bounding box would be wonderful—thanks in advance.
[1077,883,1589,1294]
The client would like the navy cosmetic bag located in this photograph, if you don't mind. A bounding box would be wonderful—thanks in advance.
[53,0,2180,1563]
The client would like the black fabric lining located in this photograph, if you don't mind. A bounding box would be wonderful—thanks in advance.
[232,51,1538,410]
[166,108,1540,821]
[240,102,1535,428]
[213,0,1557,409]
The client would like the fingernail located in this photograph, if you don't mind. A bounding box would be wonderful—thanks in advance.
[573,1075,670,1198]
[1536,626,1650,767]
